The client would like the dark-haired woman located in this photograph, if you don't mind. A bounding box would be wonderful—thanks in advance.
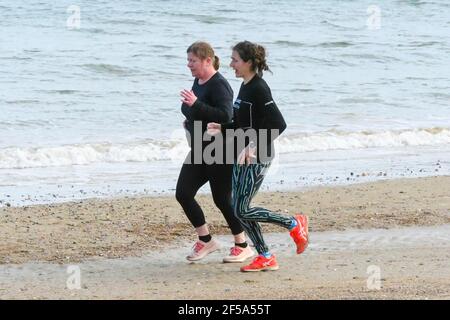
[208,41,309,272]
[177,41,254,263]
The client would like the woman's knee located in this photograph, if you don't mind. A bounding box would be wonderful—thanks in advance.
[233,204,248,220]
[212,194,231,212]
[175,188,192,205]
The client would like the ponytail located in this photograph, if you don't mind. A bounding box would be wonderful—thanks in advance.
[213,55,220,70]
[254,45,270,77]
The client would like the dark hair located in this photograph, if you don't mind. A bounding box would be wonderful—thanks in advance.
[187,41,220,70]
[232,41,271,77]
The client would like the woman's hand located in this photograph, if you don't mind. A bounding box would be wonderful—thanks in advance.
[180,89,197,107]
[207,122,221,136]
[237,144,257,165]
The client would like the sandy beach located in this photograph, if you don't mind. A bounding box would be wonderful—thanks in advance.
[2,0,450,303]
[0,176,449,299]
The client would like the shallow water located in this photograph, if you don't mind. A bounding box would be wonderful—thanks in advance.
[1,0,449,205]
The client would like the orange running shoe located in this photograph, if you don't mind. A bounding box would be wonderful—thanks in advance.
[240,254,279,272]
[290,214,309,254]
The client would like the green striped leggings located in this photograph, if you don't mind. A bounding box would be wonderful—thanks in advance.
[232,162,293,254]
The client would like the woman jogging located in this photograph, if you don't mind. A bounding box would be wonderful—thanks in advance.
[176,41,254,263]
[207,41,309,272]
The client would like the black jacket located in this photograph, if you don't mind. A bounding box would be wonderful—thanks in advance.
[222,74,287,163]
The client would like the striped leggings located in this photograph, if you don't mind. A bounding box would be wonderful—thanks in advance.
[232,162,293,254]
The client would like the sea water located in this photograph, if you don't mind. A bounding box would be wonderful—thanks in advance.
[1,0,449,206]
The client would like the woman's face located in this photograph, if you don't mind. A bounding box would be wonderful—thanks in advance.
[187,52,209,78]
[230,50,252,78]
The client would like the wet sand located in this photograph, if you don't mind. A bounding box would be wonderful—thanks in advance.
[1,225,449,299]
[0,176,449,299]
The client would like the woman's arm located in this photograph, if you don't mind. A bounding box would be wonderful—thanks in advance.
[254,84,287,136]
[191,81,233,123]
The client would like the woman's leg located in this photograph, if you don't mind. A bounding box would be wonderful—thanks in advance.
[208,164,255,262]
[232,162,293,255]
[207,164,245,236]
[176,160,223,261]
[175,161,209,229]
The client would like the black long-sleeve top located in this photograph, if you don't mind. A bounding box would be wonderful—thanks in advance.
[222,74,287,163]
[181,72,233,162]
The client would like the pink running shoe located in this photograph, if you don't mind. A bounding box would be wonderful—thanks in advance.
[186,238,221,261]
[223,246,255,263]
[289,214,309,254]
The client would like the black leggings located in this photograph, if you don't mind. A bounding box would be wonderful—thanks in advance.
[175,161,244,236]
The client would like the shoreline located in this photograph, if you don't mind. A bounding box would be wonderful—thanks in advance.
[1,145,448,208]
[1,175,449,265]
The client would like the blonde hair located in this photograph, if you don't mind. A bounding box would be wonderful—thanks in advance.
[187,41,220,70]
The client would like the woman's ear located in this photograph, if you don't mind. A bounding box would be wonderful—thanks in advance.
[245,59,253,71]
[204,56,213,66]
